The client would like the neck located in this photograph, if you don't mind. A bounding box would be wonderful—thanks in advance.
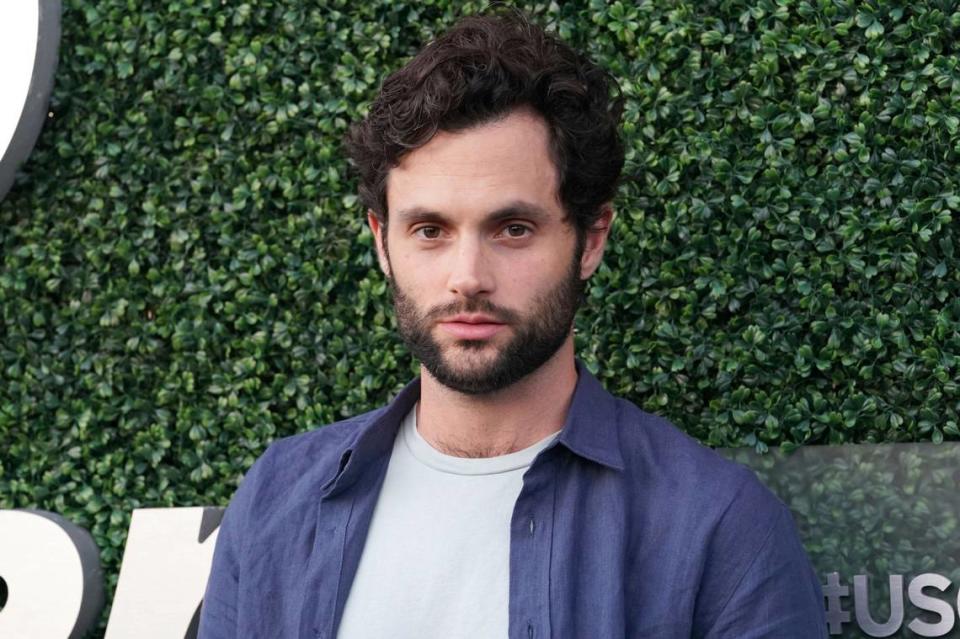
[415,336,578,458]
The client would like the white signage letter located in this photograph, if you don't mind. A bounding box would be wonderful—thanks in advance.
[853,574,904,637]
[0,509,104,638]
[907,573,955,637]
[106,507,223,638]
[0,1,61,201]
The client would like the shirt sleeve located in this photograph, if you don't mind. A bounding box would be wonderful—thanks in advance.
[698,474,828,639]
[198,453,267,639]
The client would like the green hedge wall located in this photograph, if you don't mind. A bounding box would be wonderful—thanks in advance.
[1,0,958,631]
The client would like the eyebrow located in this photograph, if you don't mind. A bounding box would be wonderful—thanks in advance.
[394,201,554,226]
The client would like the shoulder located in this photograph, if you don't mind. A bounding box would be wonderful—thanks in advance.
[614,399,756,488]
[610,398,814,598]
[613,398,785,524]
[227,405,388,518]
[261,406,387,473]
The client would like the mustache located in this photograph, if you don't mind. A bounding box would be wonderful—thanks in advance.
[425,299,521,324]
[386,276,523,324]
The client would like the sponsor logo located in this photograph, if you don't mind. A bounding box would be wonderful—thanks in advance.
[825,572,960,637]
[3,509,960,637]
[0,508,221,639]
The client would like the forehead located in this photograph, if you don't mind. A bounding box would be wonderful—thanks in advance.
[385,109,563,221]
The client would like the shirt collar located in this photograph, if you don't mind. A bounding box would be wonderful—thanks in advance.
[555,361,625,471]
[323,360,624,496]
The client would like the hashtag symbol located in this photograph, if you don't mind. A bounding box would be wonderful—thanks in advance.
[823,572,851,635]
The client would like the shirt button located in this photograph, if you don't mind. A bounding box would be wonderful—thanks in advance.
[529,517,536,536]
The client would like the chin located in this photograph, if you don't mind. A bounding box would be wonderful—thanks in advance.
[440,346,498,370]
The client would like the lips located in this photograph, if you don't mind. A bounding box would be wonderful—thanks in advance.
[437,314,506,340]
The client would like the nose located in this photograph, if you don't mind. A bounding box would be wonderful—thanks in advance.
[446,236,494,299]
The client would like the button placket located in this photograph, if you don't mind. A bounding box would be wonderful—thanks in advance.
[509,457,556,639]
[299,496,350,639]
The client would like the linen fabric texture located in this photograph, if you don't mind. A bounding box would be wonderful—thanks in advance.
[199,363,827,638]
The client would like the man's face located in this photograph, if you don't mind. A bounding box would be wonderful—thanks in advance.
[371,109,605,395]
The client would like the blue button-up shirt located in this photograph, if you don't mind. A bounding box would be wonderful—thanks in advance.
[200,365,827,638]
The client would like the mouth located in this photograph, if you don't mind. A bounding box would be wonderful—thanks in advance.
[437,314,506,340]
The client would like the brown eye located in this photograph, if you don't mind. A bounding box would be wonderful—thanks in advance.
[417,226,441,239]
[505,224,529,238]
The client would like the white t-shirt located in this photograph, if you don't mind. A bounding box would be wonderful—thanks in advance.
[336,405,560,638]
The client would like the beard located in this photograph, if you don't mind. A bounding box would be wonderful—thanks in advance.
[389,251,586,396]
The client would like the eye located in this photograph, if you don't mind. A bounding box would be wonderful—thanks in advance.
[414,225,442,240]
[503,224,530,238]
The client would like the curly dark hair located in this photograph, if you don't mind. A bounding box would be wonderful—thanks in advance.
[343,9,625,234]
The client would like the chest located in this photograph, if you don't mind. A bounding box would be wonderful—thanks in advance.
[336,460,525,638]
[236,457,702,638]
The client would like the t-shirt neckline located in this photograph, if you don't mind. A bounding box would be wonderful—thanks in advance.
[402,403,561,476]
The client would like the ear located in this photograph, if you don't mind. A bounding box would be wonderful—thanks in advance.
[367,210,391,278]
[579,204,614,280]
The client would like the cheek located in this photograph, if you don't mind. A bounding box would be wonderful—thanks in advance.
[502,253,567,288]
[389,252,451,304]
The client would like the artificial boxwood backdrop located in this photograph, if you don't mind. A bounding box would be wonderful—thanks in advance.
[1,0,958,632]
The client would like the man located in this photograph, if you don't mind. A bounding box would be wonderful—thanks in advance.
[200,10,827,638]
